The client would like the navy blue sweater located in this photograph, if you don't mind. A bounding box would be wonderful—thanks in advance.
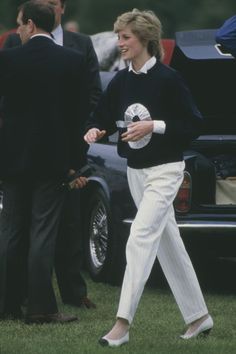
[87,61,203,169]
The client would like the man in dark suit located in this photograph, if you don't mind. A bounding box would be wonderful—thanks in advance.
[4,0,101,119]
[0,0,90,323]
[3,0,102,309]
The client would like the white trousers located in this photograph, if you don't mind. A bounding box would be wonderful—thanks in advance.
[116,161,208,325]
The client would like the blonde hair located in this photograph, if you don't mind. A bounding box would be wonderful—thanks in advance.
[114,8,164,61]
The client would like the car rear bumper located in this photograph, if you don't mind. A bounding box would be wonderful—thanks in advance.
[123,218,236,231]
[177,220,236,230]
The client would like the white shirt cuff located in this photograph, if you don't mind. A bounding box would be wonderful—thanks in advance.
[153,120,166,134]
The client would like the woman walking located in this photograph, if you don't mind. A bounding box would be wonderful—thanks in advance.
[84,9,213,347]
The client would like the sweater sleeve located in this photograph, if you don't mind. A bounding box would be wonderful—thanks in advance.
[84,77,119,137]
[164,71,204,142]
[215,15,236,58]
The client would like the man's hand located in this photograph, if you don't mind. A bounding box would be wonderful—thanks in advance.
[121,121,153,142]
[84,128,106,144]
[68,169,88,190]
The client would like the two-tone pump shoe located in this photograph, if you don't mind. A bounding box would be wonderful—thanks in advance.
[99,332,129,347]
[180,315,213,339]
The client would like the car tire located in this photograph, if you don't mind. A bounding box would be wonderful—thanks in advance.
[84,187,123,284]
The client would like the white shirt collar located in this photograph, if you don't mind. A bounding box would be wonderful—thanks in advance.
[128,56,157,74]
[30,34,53,41]
[52,24,63,46]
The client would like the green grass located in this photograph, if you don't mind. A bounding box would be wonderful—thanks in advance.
[0,273,236,354]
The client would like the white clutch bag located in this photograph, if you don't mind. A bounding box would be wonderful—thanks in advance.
[124,103,152,149]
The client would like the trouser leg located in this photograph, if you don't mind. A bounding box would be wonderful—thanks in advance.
[55,189,87,304]
[157,206,208,324]
[27,178,65,315]
[117,162,185,324]
[0,180,30,313]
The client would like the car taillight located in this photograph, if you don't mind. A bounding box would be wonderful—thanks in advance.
[174,171,192,213]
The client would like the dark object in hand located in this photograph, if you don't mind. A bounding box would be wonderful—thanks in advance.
[63,165,92,190]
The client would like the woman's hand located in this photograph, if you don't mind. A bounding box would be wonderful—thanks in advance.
[121,121,153,142]
[84,128,106,144]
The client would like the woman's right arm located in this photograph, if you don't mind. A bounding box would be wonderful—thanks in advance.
[84,75,120,142]
[84,127,106,143]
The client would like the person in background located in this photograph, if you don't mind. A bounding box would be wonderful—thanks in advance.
[3,0,102,309]
[84,8,213,347]
[0,29,17,48]
[64,19,79,32]
[0,0,89,323]
[215,15,236,57]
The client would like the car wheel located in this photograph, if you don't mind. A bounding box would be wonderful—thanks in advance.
[85,187,121,283]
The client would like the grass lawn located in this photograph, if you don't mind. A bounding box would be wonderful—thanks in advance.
[0,273,236,354]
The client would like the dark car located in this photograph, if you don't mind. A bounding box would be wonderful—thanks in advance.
[80,29,236,287]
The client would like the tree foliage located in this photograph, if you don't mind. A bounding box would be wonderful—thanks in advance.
[0,0,236,37]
